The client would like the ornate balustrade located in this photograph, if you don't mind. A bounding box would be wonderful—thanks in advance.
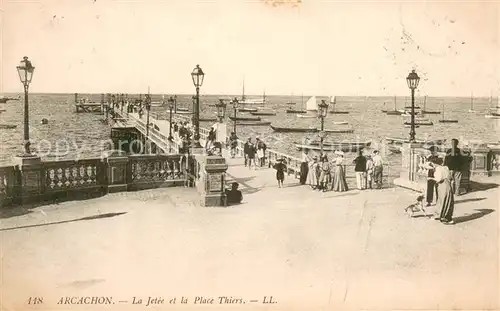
[127,154,186,190]
[0,166,18,206]
[0,153,188,208]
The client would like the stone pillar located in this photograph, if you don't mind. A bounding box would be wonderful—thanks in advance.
[13,155,44,203]
[103,150,129,193]
[193,155,228,207]
[393,142,425,191]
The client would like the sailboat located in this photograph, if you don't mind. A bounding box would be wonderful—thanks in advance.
[296,96,318,118]
[468,93,477,113]
[485,94,500,119]
[286,93,307,113]
[238,79,266,108]
[421,95,440,114]
[439,102,458,123]
[383,96,403,115]
[329,96,349,114]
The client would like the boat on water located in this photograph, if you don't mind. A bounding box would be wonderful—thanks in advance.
[287,109,307,113]
[385,137,445,153]
[305,95,318,112]
[175,111,193,115]
[236,121,272,126]
[237,80,267,105]
[0,124,17,129]
[286,94,308,113]
[229,116,261,121]
[404,120,433,126]
[294,141,371,152]
[439,102,458,123]
[329,96,349,114]
[468,93,478,113]
[270,125,318,133]
[324,128,354,134]
[250,111,276,116]
[382,96,403,115]
[296,114,316,118]
[238,107,258,112]
[421,96,440,114]
[177,107,189,112]
[0,96,20,103]
[484,95,500,118]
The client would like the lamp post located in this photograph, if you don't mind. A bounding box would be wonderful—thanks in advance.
[168,96,174,141]
[317,99,329,155]
[145,94,151,153]
[406,69,420,142]
[232,97,239,134]
[16,56,35,155]
[191,64,205,149]
[216,99,227,123]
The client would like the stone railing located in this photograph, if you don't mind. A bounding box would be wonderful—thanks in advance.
[0,153,188,208]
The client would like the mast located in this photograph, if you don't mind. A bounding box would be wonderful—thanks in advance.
[470,92,474,110]
[442,102,445,120]
[242,79,246,101]
[263,89,266,105]
[423,95,427,111]
[394,95,396,111]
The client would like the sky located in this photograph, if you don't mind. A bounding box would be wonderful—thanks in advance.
[0,0,498,97]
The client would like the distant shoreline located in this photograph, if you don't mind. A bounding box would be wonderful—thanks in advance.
[1,93,497,99]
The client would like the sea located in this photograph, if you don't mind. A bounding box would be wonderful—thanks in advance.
[1,94,499,181]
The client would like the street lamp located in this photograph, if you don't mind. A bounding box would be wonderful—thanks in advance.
[216,99,227,123]
[145,94,152,152]
[16,56,35,155]
[191,64,205,149]
[317,99,329,154]
[231,97,239,134]
[406,69,420,142]
[168,96,174,141]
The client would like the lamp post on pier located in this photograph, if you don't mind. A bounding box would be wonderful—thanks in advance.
[191,64,205,149]
[406,69,420,142]
[16,56,35,156]
[231,97,239,134]
[168,96,174,142]
[145,94,151,152]
[317,99,329,155]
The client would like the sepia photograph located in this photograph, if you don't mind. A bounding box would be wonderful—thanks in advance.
[0,0,499,310]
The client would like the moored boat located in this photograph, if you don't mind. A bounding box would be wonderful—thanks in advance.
[296,114,316,118]
[286,109,307,114]
[238,107,258,112]
[294,141,371,152]
[177,107,189,112]
[329,96,349,114]
[175,111,193,115]
[229,116,261,121]
[270,125,318,133]
[0,124,17,129]
[384,137,445,153]
[403,120,433,126]
[250,111,276,116]
[324,128,354,133]
[236,121,272,126]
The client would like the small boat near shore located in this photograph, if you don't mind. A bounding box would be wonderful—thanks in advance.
[238,107,258,112]
[287,109,307,114]
[294,141,371,152]
[0,124,17,129]
[236,121,271,126]
[385,137,445,153]
[439,102,458,123]
[270,125,318,133]
[324,128,354,133]
[229,116,261,121]
[176,107,189,112]
[421,96,440,114]
[296,114,316,118]
[250,111,276,116]
[0,96,20,103]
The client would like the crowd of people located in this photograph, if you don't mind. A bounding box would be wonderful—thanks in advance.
[298,149,384,192]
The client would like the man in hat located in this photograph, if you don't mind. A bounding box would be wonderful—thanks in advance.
[372,150,384,189]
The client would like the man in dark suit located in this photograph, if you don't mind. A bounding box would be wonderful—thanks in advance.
[444,138,463,195]
[243,138,252,167]
[226,182,243,205]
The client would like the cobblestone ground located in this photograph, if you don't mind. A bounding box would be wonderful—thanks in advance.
[1,160,498,311]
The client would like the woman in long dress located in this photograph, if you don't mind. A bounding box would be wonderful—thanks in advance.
[307,156,319,189]
[428,157,455,224]
[331,151,349,192]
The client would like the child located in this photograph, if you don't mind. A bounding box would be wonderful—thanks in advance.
[273,158,287,188]
[365,155,374,189]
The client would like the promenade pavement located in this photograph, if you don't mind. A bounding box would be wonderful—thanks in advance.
[1,155,498,310]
